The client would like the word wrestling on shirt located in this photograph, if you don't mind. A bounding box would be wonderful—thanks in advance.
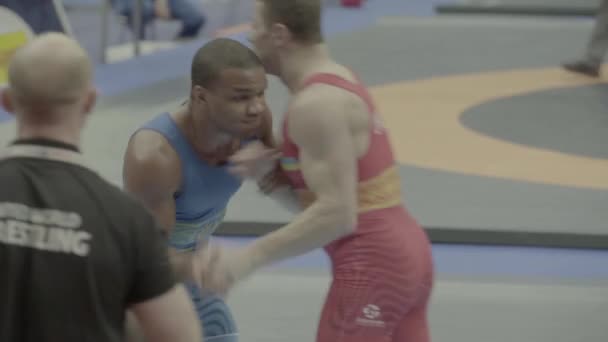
[0,202,91,257]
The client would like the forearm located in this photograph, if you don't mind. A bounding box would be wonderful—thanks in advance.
[129,285,203,342]
[169,249,194,281]
[257,166,301,213]
[125,311,145,342]
[243,202,354,276]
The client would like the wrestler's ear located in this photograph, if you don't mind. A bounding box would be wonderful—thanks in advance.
[1,88,15,114]
[270,23,290,48]
[191,84,208,104]
[83,87,97,114]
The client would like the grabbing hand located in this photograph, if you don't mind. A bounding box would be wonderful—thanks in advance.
[228,141,281,180]
[192,243,251,297]
[257,165,290,194]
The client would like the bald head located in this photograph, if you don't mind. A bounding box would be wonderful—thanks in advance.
[5,32,93,119]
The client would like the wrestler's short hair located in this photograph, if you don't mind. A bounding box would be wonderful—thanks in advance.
[191,38,263,88]
[259,0,323,44]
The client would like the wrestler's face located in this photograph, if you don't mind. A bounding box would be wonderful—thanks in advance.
[250,1,281,75]
[201,67,268,138]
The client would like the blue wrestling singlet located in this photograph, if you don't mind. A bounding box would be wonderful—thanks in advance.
[138,112,241,342]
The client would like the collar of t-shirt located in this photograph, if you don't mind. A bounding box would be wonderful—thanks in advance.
[11,138,80,152]
[1,138,89,169]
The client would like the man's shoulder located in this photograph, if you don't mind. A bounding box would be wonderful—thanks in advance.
[289,86,351,127]
[124,129,182,196]
[126,129,181,173]
[291,79,357,120]
[129,111,180,153]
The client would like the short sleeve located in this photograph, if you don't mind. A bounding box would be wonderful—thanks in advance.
[126,208,176,304]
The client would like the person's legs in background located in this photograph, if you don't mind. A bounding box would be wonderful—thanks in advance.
[563,0,608,77]
[113,0,156,39]
[168,0,206,39]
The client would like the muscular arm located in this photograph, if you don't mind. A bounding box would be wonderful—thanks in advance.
[122,131,193,280]
[240,88,359,276]
[128,285,201,342]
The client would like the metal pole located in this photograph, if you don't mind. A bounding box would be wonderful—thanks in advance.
[223,0,241,29]
[133,0,142,57]
[52,0,75,37]
[100,0,110,64]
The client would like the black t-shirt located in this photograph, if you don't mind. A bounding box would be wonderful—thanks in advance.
[0,141,176,342]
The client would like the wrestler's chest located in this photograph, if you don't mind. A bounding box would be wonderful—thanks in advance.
[180,164,242,201]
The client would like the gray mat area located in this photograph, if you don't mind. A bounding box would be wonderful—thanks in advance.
[221,172,608,249]
[436,0,600,16]
[230,268,608,342]
[460,84,608,160]
[335,16,597,80]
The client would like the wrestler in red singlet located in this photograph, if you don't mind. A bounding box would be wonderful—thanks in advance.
[280,73,434,342]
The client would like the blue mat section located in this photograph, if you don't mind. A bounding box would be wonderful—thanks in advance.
[215,237,608,281]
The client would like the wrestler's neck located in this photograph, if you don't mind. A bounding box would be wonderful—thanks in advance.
[177,106,233,154]
[16,114,82,149]
[279,43,333,92]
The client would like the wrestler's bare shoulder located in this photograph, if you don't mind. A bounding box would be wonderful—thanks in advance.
[123,129,181,189]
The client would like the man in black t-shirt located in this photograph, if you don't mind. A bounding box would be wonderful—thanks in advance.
[0,33,201,342]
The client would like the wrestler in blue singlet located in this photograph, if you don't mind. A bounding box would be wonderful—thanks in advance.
[139,112,243,342]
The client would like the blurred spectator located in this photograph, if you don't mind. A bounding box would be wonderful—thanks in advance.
[563,0,608,77]
[111,0,205,40]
